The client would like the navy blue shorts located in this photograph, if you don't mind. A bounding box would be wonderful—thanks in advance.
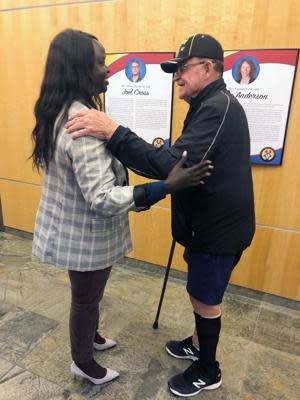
[184,249,243,305]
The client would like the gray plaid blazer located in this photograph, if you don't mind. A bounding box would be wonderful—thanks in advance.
[32,101,135,271]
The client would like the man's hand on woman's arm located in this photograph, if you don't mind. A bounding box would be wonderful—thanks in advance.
[65,111,214,192]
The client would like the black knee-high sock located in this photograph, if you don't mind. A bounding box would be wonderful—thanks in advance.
[194,312,221,370]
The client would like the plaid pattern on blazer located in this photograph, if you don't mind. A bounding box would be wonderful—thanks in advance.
[32,102,135,271]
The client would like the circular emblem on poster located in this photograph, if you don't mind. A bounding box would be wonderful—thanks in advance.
[152,137,165,148]
[260,147,276,162]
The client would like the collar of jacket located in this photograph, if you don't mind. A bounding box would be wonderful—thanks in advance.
[183,78,226,129]
[190,78,226,108]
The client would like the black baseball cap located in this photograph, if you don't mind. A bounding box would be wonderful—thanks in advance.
[161,34,224,73]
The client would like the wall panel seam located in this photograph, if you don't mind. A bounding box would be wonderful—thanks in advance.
[0,178,42,187]
[257,223,300,235]
[0,0,111,13]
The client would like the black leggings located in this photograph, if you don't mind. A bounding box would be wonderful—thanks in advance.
[68,267,111,363]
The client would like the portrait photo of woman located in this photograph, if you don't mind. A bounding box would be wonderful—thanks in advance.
[235,57,258,85]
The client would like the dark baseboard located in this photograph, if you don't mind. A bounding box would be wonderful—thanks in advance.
[2,226,33,239]
[120,256,299,311]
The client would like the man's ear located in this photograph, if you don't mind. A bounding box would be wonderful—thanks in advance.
[206,60,216,78]
[203,62,210,78]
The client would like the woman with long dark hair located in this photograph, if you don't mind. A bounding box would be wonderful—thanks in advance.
[237,58,257,85]
[31,29,212,385]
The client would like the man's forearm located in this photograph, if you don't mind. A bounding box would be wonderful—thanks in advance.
[107,126,179,180]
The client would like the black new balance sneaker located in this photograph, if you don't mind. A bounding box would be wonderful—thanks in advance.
[168,360,222,397]
[165,336,200,361]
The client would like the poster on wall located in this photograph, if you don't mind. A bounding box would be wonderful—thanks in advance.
[104,52,175,148]
[223,49,299,165]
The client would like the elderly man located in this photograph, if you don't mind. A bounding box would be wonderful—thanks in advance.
[66,33,255,397]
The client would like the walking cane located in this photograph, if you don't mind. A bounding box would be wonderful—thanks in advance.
[153,238,176,329]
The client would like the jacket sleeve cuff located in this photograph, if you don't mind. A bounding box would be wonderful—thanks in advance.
[133,184,150,212]
[133,181,167,212]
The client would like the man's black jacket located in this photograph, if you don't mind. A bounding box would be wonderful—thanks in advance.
[107,78,255,255]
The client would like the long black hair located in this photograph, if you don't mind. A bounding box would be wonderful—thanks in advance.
[31,29,102,170]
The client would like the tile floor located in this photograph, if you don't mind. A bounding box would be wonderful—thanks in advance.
[0,231,299,399]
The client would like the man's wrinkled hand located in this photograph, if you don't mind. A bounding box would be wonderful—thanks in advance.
[164,151,213,193]
[65,109,119,140]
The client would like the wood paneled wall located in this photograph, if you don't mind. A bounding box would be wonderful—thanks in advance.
[1,0,299,300]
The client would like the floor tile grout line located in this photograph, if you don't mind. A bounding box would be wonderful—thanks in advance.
[236,339,253,398]
[13,361,67,391]
[0,309,62,376]
[0,363,17,382]
[13,324,66,387]
[0,365,27,384]
[237,339,256,399]
[235,301,264,399]
[252,300,263,342]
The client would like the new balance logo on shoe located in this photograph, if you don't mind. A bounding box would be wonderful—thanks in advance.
[168,360,222,397]
[165,336,200,361]
[192,378,206,389]
[184,347,196,357]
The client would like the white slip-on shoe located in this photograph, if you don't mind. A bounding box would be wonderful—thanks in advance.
[93,337,116,351]
[71,361,119,385]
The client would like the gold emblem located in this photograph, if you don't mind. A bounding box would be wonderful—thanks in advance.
[152,137,165,148]
[260,147,276,162]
